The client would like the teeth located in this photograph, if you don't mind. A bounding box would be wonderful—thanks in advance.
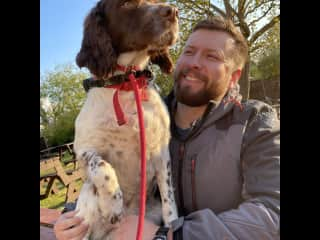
[185,75,198,81]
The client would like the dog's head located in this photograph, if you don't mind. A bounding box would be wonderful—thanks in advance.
[76,0,179,78]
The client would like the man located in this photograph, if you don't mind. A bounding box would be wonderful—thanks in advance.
[54,16,280,239]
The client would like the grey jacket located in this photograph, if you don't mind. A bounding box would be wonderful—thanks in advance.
[165,88,280,240]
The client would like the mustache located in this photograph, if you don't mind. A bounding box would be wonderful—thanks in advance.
[177,67,208,82]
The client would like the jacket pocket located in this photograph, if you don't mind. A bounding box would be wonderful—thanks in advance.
[191,156,198,211]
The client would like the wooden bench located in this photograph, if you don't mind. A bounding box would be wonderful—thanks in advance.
[40,207,61,240]
[40,142,75,161]
[40,173,62,200]
[62,158,78,170]
[40,156,85,203]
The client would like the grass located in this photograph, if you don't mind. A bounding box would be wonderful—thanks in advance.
[40,187,68,210]
[40,179,83,210]
[40,152,84,210]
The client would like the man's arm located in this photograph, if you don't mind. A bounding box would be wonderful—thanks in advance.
[172,105,280,240]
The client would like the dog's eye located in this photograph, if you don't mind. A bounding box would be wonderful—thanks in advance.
[121,1,136,9]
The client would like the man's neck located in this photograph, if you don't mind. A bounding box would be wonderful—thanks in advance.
[174,102,208,129]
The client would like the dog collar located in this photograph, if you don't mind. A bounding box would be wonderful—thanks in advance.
[82,66,154,126]
[82,69,153,93]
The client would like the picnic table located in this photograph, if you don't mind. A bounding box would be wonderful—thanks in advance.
[40,156,85,202]
[40,142,75,162]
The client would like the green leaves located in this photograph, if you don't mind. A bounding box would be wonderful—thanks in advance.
[251,47,279,80]
[40,63,89,146]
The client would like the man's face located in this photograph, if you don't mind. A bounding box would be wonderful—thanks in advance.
[173,29,236,106]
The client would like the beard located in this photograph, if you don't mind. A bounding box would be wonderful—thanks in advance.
[173,67,227,107]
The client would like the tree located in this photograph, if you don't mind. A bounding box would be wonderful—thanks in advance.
[40,64,89,146]
[162,0,280,100]
[251,47,279,80]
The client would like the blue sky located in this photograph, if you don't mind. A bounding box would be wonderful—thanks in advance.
[40,0,98,75]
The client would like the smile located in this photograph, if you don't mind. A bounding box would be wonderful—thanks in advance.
[185,75,200,82]
[181,74,203,85]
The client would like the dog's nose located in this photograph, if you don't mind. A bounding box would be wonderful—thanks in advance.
[160,6,179,22]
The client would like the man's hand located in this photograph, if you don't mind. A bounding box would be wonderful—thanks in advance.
[111,215,173,240]
[53,210,89,240]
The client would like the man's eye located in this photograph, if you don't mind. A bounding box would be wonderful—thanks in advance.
[207,55,217,59]
[207,55,221,61]
[184,50,193,55]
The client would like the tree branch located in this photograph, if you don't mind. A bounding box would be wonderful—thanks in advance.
[245,0,275,18]
[224,0,234,19]
[238,0,247,13]
[179,0,211,17]
[209,2,227,18]
[248,2,275,27]
[250,42,265,53]
[227,0,244,20]
[249,14,280,46]
[243,0,252,14]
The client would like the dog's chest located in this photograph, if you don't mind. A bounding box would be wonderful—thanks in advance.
[74,87,170,208]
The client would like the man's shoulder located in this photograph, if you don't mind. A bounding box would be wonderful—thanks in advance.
[242,98,274,111]
[240,99,279,130]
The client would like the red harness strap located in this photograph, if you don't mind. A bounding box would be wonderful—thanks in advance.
[105,68,148,126]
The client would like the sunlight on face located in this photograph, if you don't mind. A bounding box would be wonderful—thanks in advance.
[174,29,237,106]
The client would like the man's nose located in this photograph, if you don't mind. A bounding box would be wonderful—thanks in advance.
[188,53,202,70]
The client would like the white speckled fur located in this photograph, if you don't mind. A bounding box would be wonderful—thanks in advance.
[73,50,178,239]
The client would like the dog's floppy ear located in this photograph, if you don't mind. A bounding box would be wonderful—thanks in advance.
[150,49,174,74]
[76,1,117,78]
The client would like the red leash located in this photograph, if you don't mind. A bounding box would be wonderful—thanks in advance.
[106,67,147,240]
[128,73,147,240]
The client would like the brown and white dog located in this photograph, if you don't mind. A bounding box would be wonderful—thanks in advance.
[73,0,179,239]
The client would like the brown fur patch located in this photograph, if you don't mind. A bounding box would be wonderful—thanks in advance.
[98,161,105,167]
[92,184,98,196]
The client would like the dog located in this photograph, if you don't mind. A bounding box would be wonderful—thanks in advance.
[73,0,179,239]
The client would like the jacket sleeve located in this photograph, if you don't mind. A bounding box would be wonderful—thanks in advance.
[172,104,280,240]
[61,201,78,213]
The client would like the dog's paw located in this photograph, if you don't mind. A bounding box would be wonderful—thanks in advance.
[89,158,120,195]
[106,188,124,224]
[78,150,125,226]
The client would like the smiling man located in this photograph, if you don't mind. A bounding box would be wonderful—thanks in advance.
[164,16,280,240]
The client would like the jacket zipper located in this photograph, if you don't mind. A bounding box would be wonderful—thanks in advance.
[178,144,185,214]
[191,158,198,211]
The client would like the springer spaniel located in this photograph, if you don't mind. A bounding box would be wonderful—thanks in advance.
[73,0,179,239]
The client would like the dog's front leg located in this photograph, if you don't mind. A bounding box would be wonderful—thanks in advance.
[155,147,178,227]
[80,150,124,225]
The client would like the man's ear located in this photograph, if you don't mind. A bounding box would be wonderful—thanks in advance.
[229,69,242,89]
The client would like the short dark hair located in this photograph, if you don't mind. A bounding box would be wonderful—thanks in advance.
[192,16,248,70]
